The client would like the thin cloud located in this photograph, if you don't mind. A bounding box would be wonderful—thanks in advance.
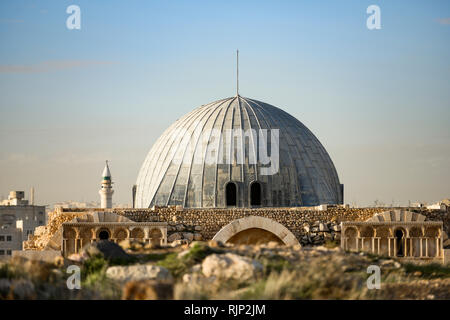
[436,17,450,25]
[50,153,111,165]
[0,19,24,24]
[0,153,39,164]
[0,60,116,74]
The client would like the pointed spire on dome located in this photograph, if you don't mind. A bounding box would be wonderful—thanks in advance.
[236,49,239,97]
[102,160,111,180]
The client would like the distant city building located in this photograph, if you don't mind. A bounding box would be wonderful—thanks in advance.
[0,191,46,259]
[411,202,425,208]
[53,201,100,209]
[52,201,130,210]
[426,201,448,211]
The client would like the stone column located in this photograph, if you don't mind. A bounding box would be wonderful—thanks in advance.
[403,237,407,257]
[144,227,150,243]
[436,238,440,258]
[63,239,67,257]
[419,238,423,258]
[74,237,78,254]
[163,227,168,245]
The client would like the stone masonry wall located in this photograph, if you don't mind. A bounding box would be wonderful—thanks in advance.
[60,206,449,246]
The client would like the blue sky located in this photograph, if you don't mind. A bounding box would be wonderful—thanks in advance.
[0,0,449,206]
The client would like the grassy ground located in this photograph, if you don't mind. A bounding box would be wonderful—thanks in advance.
[1,242,449,300]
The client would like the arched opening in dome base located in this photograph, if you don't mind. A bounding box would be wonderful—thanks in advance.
[250,181,262,206]
[212,215,299,246]
[225,182,237,207]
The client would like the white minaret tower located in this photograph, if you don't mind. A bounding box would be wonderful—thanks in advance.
[99,160,114,208]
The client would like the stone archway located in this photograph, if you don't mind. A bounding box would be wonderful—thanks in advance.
[97,228,111,240]
[344,227,358,251]
[394,227,406,257]
[212,215,299,246]
[130,228,144,240]
[149,228,163,245]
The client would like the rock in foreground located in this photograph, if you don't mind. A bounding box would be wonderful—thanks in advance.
[106,265,173,283]
[202,253,263,282]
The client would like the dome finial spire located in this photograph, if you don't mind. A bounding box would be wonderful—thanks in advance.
[236,49,239,96]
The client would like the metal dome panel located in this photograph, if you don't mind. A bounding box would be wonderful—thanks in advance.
[135,96,342,208]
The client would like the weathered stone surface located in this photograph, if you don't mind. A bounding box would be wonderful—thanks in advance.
[168,232,182,242]
[380,259,401,269]
[106,265,173,283]
[82,240,131,261]
[67,252,89,262]
[202,253,262,281]
[12,249,62,264]
[443,239,450,248]
[266,241,279,248]
[332,225,341,232]
[171,239,189,247]
[25,205,450,253]
[182,232,194,242]
[193,233,203,241]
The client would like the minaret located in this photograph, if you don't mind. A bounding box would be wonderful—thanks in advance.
[99,160,114,208]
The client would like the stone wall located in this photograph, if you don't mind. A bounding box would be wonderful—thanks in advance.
[28,206,449,249]
[70,206,449,246]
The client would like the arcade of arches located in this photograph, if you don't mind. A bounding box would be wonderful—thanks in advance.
[62,222,168,257]
[341,219,444,261]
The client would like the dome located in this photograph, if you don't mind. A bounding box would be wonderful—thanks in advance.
[135,96,343,208]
